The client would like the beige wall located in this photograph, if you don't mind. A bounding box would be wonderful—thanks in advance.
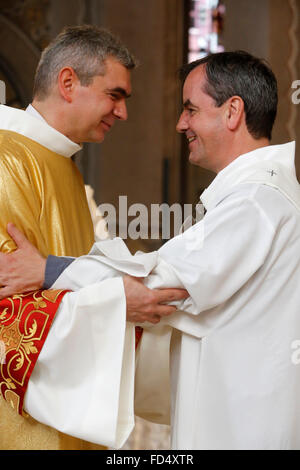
[224,0,299,165]
[94,0,184,229]
[269,0,300,181]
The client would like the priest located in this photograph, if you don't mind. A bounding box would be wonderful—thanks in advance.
[0,25,187,450]
[2,51,300,449]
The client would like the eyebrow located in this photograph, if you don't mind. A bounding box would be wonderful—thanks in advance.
[107,87,131,99]
[183,99,197,109]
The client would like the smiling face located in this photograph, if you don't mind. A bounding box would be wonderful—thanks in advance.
[69,56,132,143]
[176,65,227,172]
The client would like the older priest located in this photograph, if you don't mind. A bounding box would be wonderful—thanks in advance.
[0,104,110,449]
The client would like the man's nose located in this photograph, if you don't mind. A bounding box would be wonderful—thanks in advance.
[113,100,128,121]
[176,111,188,133]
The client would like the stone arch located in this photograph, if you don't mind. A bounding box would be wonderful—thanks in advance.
[0,13,41,106]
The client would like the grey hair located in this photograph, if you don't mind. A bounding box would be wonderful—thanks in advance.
[33,24,136,100]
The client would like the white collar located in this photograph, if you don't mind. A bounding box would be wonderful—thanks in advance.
[25,104,47,123]
[201,142,296,211]
[0,104,81,158]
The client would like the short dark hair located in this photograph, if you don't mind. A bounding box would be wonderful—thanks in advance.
[33,25,136,100]
[180,51,278,140]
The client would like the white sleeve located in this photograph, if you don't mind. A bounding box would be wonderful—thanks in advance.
[155,192,275,333]
[24,278,136,449]
[51,238,158,291]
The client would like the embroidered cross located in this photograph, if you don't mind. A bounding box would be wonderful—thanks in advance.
[267,169,277,177]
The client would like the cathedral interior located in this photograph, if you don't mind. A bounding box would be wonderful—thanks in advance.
[0,0,300,449]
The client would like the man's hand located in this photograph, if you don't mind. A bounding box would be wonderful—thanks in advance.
[123,275,189,324]
[0,223,46,299]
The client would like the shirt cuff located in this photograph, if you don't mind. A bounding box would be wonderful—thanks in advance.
[43,255,75,289]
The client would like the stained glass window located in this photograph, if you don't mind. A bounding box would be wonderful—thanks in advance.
[188,0,225,62]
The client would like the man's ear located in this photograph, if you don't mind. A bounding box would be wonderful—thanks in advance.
[225,96,245,131]
[57,67,78,103]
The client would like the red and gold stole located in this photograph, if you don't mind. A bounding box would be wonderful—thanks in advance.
[0,289,68,416]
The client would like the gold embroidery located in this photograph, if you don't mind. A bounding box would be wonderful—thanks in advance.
[0,289,67,415]
[0,321,23,350]
[41,289,65,303]
[4,390,20,411]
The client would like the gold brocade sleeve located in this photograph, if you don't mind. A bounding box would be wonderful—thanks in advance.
[0,157,48,255]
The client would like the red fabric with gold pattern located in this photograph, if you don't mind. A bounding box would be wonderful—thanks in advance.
[135,326,143,350]
[0,289,69,416]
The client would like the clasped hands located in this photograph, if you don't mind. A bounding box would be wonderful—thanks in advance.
[0,223,189,324]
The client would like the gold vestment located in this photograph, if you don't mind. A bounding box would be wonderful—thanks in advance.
[0,129,104,450]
